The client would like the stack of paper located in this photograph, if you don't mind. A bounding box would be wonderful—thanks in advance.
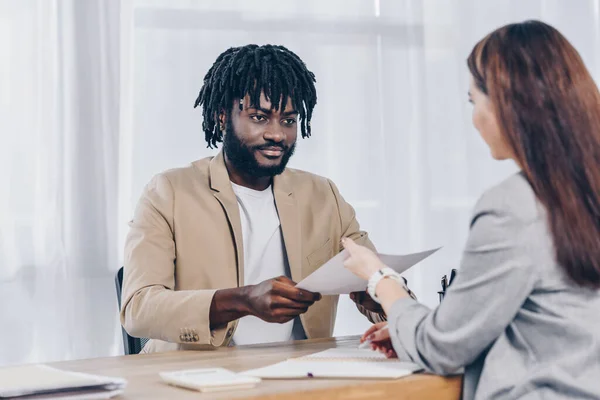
[0,364,126,399]
[241,348,422,380]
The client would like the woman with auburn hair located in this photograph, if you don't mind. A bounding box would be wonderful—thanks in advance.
[343,20,600,399]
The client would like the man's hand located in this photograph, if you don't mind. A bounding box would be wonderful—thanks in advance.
[245,276,321,324]
[350,291,384,314]
[209,276,321,329]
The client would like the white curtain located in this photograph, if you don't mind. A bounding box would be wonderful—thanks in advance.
[2,0,600,365]
[0,0,121,365]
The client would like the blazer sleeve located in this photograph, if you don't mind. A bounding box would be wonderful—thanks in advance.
[120,174,231,347]
[386,191,539,375]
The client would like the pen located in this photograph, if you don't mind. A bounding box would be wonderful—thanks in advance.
[449,269,457,286]
[358,324,388,349]
[358,340,372,350]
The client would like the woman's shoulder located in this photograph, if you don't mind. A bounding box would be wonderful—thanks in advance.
[474,172,542,226]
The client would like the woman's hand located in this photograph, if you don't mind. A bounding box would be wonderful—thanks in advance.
[342,237,385,280]
[361,322,397,359]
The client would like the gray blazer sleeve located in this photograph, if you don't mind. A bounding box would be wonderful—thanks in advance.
[387,189,539,375]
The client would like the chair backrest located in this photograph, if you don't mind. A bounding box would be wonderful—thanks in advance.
[115,267,149,355]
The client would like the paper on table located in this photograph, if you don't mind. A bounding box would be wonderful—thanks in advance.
[297,348,399,362]
[0,364,126,399]
[241,348,423,380]
[32,389,124,399]
[241,360,419,380]
[296,248,440,295]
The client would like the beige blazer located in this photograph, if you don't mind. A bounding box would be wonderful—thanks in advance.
[120,152,380,353]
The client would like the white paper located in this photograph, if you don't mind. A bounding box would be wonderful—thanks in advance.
[296,248,440,295]
[0,365,126,398]
[241,348,422,379]
[36,389,125,399]
[300,348,390,361]
[159,368,260,392]
[241,359,421,380]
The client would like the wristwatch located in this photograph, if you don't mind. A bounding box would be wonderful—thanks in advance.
[367,267,409,304]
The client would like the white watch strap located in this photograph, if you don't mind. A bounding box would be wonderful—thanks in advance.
[367,267,407,303]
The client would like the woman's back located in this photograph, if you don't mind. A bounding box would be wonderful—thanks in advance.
[463,173,600,399]
[342,20,600,400]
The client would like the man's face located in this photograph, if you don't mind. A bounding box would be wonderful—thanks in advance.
[223,92,298,177]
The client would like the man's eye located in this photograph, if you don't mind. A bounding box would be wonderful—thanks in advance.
[283,119,297,126]
[250,115,267,122]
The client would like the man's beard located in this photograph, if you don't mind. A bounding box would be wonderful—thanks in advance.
[223,123,296,178]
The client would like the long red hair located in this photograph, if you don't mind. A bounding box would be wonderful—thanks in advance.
[468,20,600,288]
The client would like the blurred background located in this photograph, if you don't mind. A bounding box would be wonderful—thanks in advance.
[1,0,599,366]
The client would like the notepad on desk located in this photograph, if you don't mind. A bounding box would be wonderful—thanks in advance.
[159,368,261,393]
[241,348,422,380]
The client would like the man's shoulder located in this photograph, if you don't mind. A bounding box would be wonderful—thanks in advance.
[152,156,212,188]
[138,158,212,200]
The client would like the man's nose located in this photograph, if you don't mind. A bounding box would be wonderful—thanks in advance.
[264,123,285,143]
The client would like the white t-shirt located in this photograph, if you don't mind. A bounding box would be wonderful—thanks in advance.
[230,182,305,345]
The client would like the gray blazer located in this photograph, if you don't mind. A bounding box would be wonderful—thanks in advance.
[388,173,600,400]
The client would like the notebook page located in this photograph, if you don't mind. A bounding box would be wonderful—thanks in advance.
[296,348,396,362]
[242,359,421,379]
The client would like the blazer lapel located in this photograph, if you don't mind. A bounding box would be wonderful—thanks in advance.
[209,152,245,286]
[273,172,302,284]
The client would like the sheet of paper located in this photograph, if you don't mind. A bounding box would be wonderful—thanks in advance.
[296,247,440,295]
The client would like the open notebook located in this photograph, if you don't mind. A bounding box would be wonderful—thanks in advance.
[241,348,422,379]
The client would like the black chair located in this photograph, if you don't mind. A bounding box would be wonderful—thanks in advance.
[115,267,149,355]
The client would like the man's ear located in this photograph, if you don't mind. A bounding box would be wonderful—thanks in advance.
[218,111,226,132]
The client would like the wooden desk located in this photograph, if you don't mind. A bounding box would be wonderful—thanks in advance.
[49,336,462,399]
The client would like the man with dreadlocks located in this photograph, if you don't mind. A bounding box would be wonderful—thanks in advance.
[121,44,411,353]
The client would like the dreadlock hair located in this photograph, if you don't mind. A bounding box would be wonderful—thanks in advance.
[193,44,317,149]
